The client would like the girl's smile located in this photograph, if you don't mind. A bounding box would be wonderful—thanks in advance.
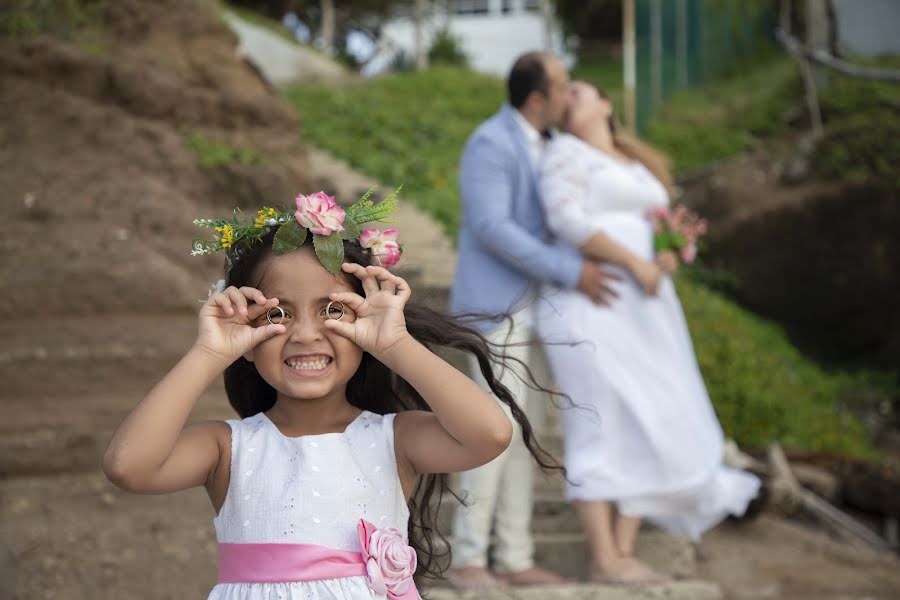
[284,353,334,377]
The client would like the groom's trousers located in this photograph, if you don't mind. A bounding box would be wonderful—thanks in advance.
[449,306,550,573]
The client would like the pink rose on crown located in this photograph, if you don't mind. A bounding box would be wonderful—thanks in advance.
[357,519,417,598]
[295,191,345,236]
[359,228,401,268]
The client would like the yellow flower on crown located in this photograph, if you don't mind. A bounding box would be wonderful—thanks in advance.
[255,207,278,228]
[215,224,235,248]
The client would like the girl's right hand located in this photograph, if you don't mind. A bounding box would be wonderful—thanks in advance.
[631,259,663,296]
[194,286,286,366]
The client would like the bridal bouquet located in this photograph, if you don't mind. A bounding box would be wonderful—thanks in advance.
[647,204,707,264]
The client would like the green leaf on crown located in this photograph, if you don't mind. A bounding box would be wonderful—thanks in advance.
[341,219,362,240]
[313,230,345,273]
[273,219,308,254]
[346,185,402,225]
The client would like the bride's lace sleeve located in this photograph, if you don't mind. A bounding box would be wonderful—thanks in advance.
[539,135,596,247]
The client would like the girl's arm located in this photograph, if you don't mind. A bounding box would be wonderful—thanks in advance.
[103,287,284,495]
[325,265,512,479]
[386,338,513,475]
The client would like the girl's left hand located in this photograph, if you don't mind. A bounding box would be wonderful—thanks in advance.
[655,249,679,275]
[324,263,411,358]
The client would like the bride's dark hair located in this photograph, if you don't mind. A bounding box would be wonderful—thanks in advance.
[222,231,563,585]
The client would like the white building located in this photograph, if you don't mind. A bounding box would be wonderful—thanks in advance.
[363,0,574,77]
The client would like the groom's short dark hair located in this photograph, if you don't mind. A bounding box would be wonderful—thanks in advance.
[508,52,550,108]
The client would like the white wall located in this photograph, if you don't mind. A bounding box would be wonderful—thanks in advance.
[364,6,573,77]
[832,0,900,57]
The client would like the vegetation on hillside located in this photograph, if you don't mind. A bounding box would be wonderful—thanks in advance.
[284,61,893,458]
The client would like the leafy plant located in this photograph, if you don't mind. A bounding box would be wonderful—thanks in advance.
[1,0,105,39]
[428,27,468,67]
[185,133,270,169]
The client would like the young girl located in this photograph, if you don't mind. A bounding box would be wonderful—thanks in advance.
[102,191,556,599]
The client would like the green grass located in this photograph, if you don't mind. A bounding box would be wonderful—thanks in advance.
[0,0,105,39]
[283,64,888,458]
[812,58,900,193]
[678,277,881,457]
[284,67,505,236]
[185,133,271,169]
[644,56,800,173]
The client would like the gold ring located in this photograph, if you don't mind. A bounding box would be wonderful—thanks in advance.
[266,306,287,325]
[325,300,345,321]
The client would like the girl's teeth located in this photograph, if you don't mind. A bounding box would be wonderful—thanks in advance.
[287,359,329,370]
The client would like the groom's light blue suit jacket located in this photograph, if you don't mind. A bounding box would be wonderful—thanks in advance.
[450,104,583,331]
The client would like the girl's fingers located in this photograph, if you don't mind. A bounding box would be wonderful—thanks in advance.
[246,297,279,321]
[249,323,286,347]
[209,292,234,316]
[329,291,366,312]
[239,286,269,306]
[342,262,380,296]
[322,318,355,340]
[370,267,397,295]
[370,267,411,300]
[225,286,249,316]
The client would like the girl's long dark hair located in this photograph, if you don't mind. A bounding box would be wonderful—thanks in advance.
[222,231,563,584]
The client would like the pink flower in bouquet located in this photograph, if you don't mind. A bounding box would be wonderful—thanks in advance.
[358,519,417,597]
[360,227,401,268]
[647,206,669,233]
[295,191,345,236]
[680,242,698,263]
[647,203,707,264]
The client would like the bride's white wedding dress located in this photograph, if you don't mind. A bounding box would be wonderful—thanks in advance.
[537,133,760,539]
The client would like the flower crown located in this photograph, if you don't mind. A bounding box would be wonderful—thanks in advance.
[191,187,402,273]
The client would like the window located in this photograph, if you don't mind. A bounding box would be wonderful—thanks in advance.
[450,0,490,15]
[524,0,542,12]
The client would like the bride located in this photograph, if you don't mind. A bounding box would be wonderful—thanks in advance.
[537,81,760,584]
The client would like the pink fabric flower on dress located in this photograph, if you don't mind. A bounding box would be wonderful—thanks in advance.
[359,228,401,268]
[357,519,417,599]
[294,191,346,236]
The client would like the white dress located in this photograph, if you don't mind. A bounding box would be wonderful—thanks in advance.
[537,133,760,540]
[208,410,410,599]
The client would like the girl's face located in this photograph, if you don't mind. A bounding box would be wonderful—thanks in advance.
[245,248,364,403]
[564,80,613,134]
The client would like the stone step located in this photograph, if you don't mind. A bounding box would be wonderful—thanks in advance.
[428,529,698,582]
[423,580,722,600]
[531,531,698,581]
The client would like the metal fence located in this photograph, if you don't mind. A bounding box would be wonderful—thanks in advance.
[631,0,777,131]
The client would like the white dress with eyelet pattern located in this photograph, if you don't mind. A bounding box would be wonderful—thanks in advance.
[208,410,409,600]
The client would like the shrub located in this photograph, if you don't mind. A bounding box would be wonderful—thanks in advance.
[428,27,468,67]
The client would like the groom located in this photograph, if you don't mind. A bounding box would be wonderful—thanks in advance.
[448,51,618,588]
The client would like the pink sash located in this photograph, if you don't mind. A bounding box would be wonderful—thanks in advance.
[217,539,420,599]
[217,542,367,583]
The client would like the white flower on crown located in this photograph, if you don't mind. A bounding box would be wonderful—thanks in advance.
[207,279,227,298]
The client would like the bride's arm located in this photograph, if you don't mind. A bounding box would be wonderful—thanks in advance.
[540,138,662,294]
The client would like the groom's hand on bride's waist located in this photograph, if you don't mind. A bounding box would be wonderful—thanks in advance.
[577,260,622,306]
